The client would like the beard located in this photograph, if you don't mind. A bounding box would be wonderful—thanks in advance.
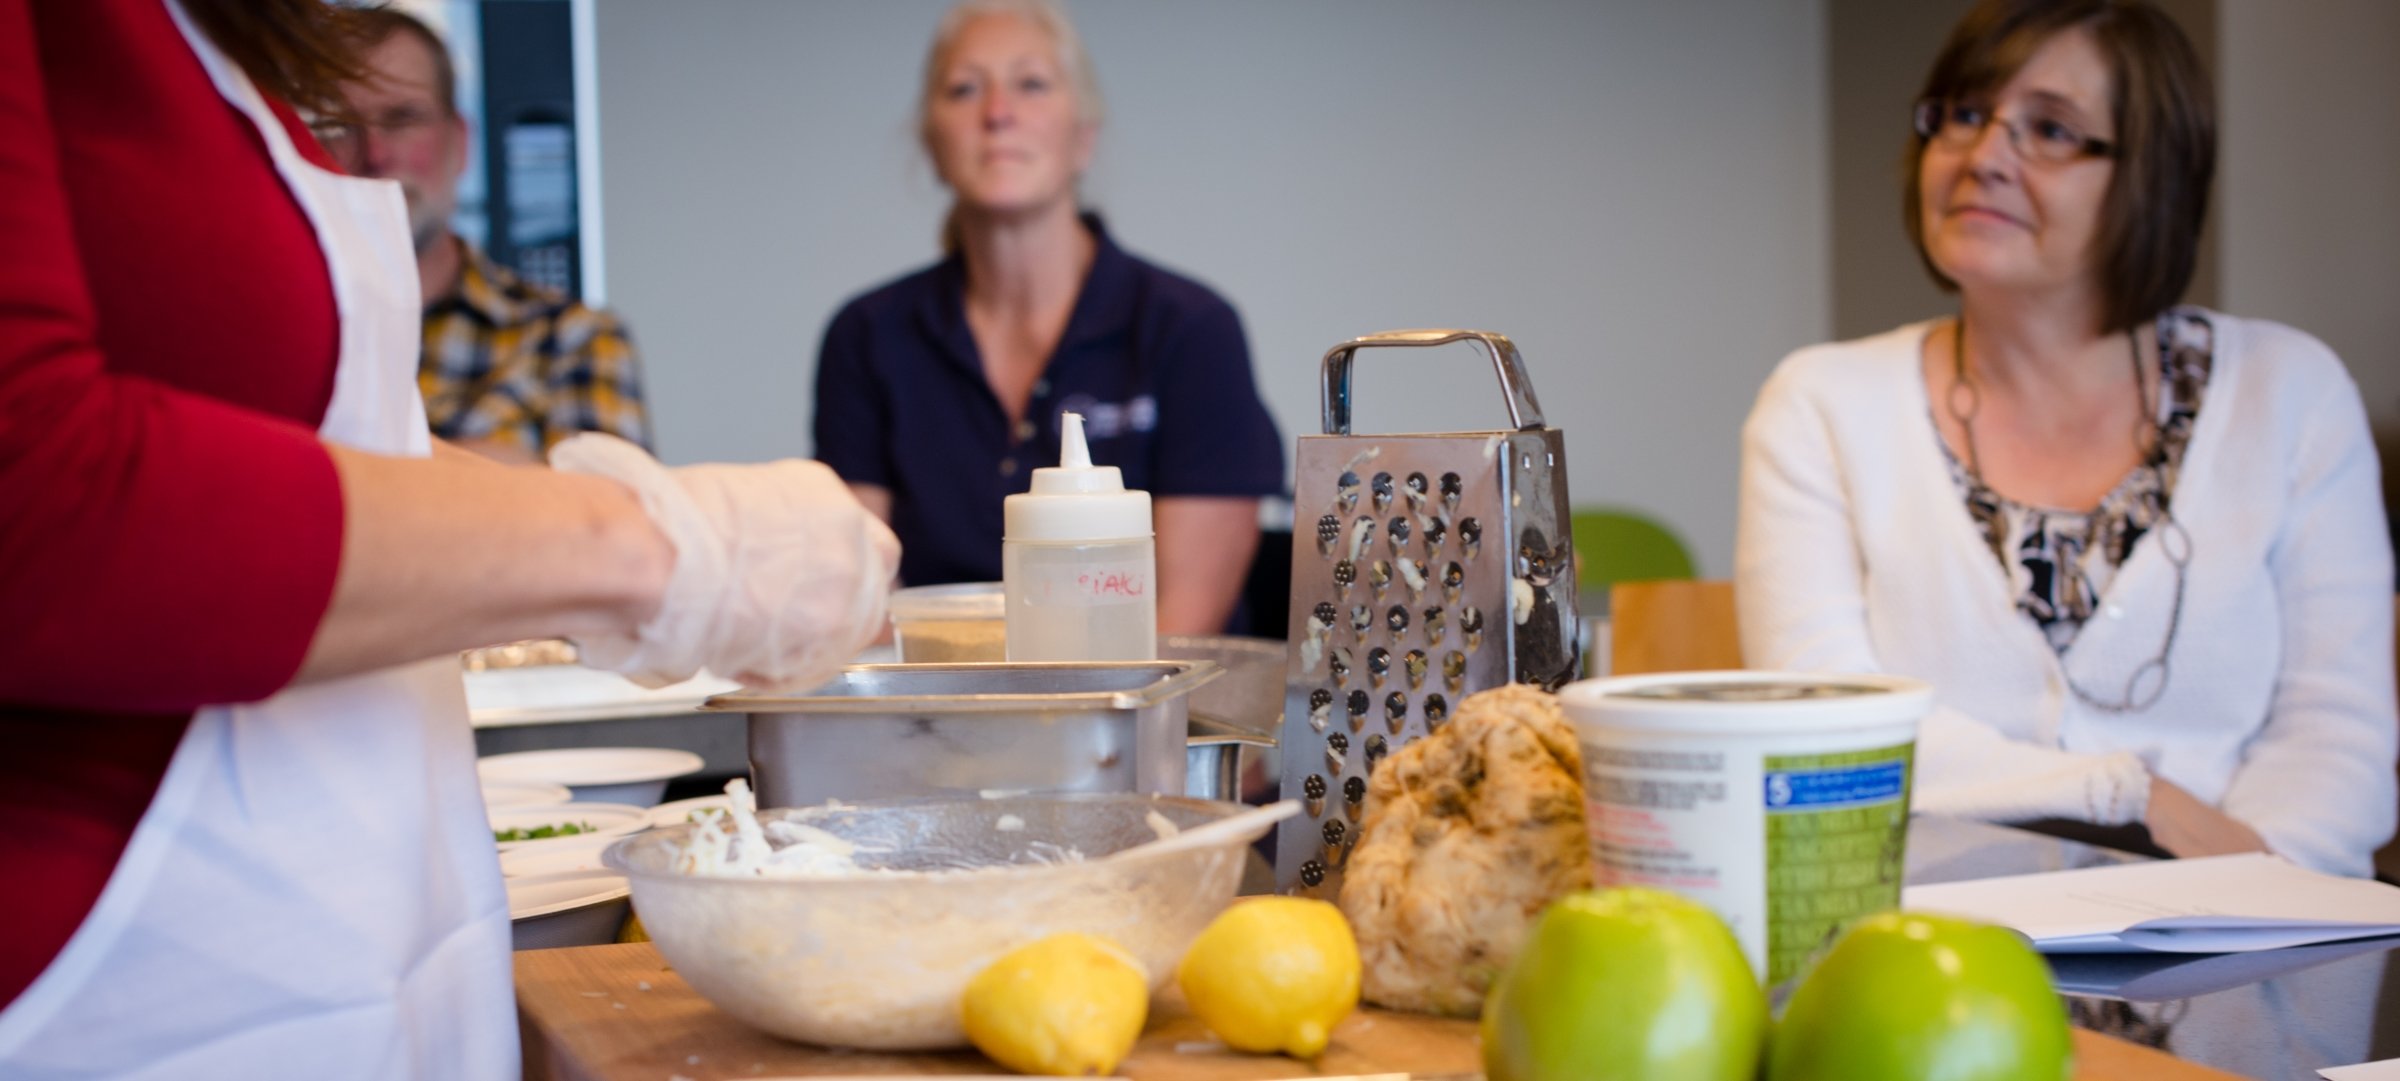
[402,187,451,254]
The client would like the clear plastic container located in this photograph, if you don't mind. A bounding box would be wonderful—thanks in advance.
[1003,538,1157,661]
[1002,412,1156,661]
[887,581,1006,663]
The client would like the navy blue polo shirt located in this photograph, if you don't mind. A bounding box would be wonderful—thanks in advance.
[812,216,1286,588]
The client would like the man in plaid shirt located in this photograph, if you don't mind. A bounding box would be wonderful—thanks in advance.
[324,9,649,463]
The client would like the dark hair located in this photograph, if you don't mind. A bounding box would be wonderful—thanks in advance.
[180,0,374,117]
[1903,0,2215,333]
[345,7,462,119]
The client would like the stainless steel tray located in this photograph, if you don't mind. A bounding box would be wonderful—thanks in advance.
[708,661,1222,807]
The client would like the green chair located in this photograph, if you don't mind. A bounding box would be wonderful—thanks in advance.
[1570,507,1697,603]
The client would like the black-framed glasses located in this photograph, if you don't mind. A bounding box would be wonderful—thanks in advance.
[1913,98,2116,164]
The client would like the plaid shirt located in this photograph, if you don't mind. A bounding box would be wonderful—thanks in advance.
[419,242,650,455]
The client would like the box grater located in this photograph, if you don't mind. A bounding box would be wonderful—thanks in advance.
[1276,329,1582,896]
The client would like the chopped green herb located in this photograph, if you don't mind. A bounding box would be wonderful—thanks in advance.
[494,821,597,843]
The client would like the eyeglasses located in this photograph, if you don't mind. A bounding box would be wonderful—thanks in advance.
[1913,98,2116,164]
[307,107,443,159]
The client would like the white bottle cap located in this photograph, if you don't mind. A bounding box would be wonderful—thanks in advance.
[1004,412,1153,542]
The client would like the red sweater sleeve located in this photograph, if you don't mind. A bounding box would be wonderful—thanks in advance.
[0,0,345,713]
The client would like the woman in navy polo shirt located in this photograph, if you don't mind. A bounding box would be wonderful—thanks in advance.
[812,0,1284,635]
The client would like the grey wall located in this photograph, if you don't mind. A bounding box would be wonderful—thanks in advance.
[2217,0,2400,514]
[592,0,1830,578]
[1827,0,1969,340]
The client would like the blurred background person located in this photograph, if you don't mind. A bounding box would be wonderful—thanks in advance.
[1736,0,2394,875]
[0,0,893,1073]
[812,0,1284,636]
[324,7,649,464]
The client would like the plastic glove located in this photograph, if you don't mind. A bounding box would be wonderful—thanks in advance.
[548,433,899,692]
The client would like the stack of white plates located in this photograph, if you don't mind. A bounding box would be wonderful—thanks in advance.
[475,747,704,807]
[464,665,739,728]
[476,747,725,950]
[498,834,619,878]
[479,779,573,810]
[487,802,647,951]
[506,871,632,951]
[488,802,647,854]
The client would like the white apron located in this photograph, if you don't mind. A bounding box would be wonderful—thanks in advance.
[0,3,517,1077]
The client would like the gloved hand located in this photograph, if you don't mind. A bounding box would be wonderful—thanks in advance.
[548,433,899,692]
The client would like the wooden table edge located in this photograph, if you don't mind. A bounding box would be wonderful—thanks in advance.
[517,943,2245,1081]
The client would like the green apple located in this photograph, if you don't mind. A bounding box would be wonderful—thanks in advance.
[1767,911,2072,1081]
[1481,888,1766,1081]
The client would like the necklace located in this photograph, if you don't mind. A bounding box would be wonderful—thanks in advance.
[1946,318,2191,713]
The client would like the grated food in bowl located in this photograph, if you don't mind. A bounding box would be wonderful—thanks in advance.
[668,779,1090,878]
[609,791,1257,1050]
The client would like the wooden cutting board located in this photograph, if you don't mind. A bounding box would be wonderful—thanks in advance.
[516,944,2240,1081]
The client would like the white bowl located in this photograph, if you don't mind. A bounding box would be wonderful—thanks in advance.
[605,793,1272,1050]
[476,747,705,807]
[480,779,573,810]
[499,834,619,877]
[465,665,740,727]
[507,870,631,951]
[488,802,647,853]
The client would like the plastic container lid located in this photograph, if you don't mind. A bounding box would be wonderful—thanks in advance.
[1556,670,1933,735]
[887,581,1005,621]
[1004,412,1152,542]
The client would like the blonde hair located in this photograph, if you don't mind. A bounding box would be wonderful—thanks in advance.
[918,0,1105,147]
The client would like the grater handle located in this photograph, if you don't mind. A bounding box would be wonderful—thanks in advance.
[1319,328,1546,436]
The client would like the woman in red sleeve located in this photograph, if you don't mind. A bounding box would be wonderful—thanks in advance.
[0,2,897,1076]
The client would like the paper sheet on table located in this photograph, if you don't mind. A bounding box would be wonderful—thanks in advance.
[2321,1058,2400,1079]
[2047,934,2400,1000]
[1901,852,2400,953]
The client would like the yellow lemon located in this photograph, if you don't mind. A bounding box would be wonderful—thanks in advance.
[961,932,1150,1076]
[1175,897,1360,1059]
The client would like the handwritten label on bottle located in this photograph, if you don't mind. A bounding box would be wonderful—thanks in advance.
[1023,557,1153,608]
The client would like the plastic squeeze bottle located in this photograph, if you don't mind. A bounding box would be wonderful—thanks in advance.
[1003,412,1157,661]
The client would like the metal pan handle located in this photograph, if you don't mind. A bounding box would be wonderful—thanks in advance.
[1319,328,1546,436]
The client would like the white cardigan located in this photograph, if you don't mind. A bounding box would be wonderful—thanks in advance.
[1735,312,2396,876]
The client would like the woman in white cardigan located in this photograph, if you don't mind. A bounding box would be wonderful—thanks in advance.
[1737,0,2395,876]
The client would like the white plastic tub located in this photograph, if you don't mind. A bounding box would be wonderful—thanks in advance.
[1557,670,1931,985]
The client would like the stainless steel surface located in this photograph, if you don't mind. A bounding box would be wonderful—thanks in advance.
[717,661,1220,807]
[1185,715,1276,802]
[1164,634,1285,804]
[1278,329,1581,895]
[1161,634,1287,734]
[711,660,1218,711]
[1320,329,1545,436]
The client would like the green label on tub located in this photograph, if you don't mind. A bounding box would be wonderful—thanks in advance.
[1761,743,1914,985]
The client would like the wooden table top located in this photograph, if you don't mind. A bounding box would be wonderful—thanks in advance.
[516,943,2242,1081]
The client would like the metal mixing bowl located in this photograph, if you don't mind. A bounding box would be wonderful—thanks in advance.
[602,793,1264,1050]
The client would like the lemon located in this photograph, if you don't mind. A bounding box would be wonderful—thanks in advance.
[1175,897,1360,1059]
[961,932,1150,1076]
